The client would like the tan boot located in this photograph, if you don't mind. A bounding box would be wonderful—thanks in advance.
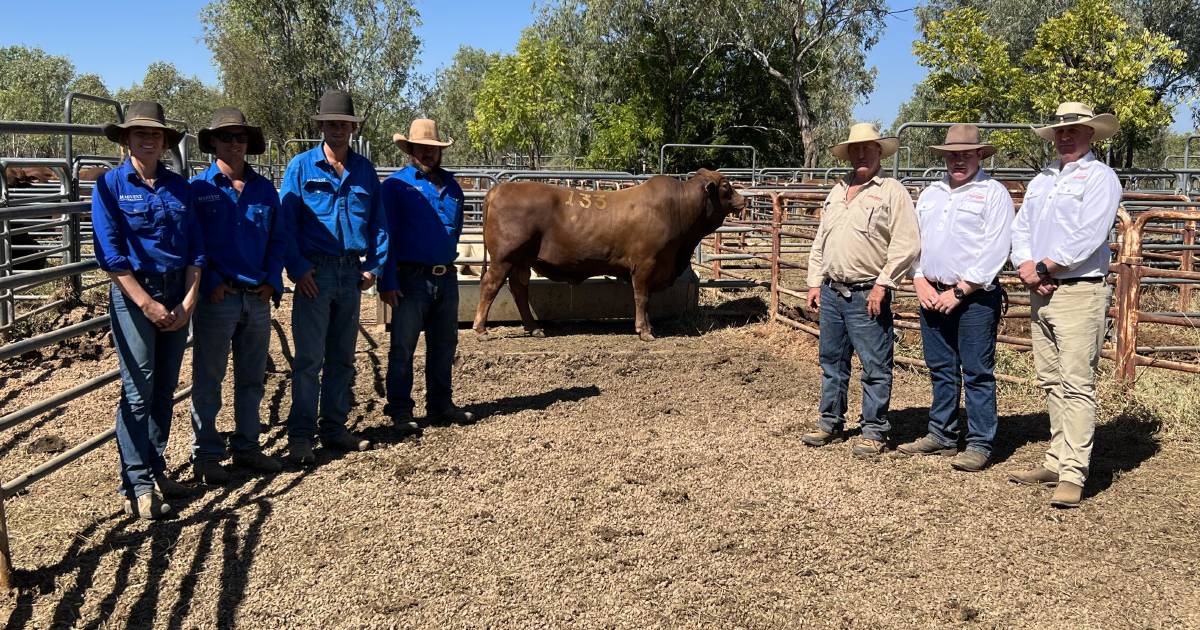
[800,428,844,447]
[897,436,956,456]
[1008,466,1058,487]
[123,493,171,520]
[850,437,886,458]
[1050,482,1083,508]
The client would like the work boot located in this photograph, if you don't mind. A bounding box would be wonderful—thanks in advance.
[287,438,316,466]
[322,431,371,452]
[427,407,477,427]
[800,428,844,447]
[850,437,886,458]
[124,493,171,520]
[1008,466,1058,487]
[232,449,283,473]
[950,449,989,472]
[193,460,231,485]
[154,474,198,499]
[389,410,423,436]
[1049,482,1084,508]
[897,436,956,456]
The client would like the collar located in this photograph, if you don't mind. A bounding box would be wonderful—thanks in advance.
[204,161,260,185]
[838,171,884,189]
[405,164,454,182]
[313,143,357,168]
[1050,151,1096,174]
[934,168,991,193]
[120,159,168,186]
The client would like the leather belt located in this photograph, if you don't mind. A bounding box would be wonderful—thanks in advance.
[398,262,452,276]
[1053,276,1104,286]
[823,277,876,298]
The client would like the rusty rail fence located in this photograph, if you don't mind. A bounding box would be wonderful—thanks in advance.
[696,190,1200,383]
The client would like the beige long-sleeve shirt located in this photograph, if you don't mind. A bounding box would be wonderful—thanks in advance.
[806,174,921,289]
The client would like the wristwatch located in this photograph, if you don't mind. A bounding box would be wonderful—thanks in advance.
[1035,261,1050,277]
[952,287,966,300]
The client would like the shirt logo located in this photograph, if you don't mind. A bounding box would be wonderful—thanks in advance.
[197,193,223,203]
[118,194,144,202]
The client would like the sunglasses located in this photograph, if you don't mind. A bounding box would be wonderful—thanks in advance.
[213,131,250,143]
[1051,113,1089,123]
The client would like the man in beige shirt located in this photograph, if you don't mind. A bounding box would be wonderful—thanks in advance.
[802,123,920,457]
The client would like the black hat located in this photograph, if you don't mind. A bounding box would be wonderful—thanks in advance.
[311,89,362,123]
[198,107,267,155]
[103,101,184,146]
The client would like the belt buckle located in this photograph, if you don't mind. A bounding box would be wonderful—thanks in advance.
[831,281,851,298]
[430,265,448,276]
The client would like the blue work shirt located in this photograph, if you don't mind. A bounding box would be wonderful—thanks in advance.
[190,162,287,302]
[279,143,388,279]
[379,165,465,292]
[92,159,205,274]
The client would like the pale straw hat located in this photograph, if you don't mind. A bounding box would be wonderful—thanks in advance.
[830,123,900,160]
[393,119,455,154]
[1032,102,1119,142]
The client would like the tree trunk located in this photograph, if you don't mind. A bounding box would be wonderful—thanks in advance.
[789,83,817,168]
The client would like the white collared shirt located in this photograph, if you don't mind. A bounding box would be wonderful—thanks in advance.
[1010,152,1122,278]
[911,170,1014,287]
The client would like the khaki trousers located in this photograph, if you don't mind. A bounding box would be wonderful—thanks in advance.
[1029,281,1110,487]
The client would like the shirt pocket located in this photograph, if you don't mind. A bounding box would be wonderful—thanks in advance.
[854,203,887,237]
[347,185,372,218]
[302,179,337,217]
[954,200,987,235]
[246,203,271,231]
[159,200,188,250]
[120,201,151,232]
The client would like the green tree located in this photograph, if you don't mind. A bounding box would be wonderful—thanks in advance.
[116,61,223,136]
[202,0,421,163]
[421,46,499,166]
[0,46,76,155]
[469,31,575,168]
[714,0,891,168]
[912,0,1186,167]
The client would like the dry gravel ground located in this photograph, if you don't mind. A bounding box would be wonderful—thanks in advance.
[0,291,1198,629]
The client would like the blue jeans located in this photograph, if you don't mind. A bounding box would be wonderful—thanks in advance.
[919,290,1001,456]
[110,273,189,499]
[287,257,362,441]
[385,266,459,416]
[817,284,893,441]
[189,289,272,461]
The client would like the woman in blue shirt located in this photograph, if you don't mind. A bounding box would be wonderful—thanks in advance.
[92,101,205,519]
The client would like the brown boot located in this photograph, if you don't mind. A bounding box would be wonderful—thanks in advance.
[897,436,956,456]
[1050,482,1083,508]
[123,492,171,520]
[800,428,844,447]
[1007,466,1058,487]
[850,437,886,458]
[950,449,989,472]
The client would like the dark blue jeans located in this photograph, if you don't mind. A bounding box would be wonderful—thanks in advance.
[919,289,1001,456]
[817,284,894,441]
[110,273,189,499]
[189,289,271,461]
[287,257,362,441]
[385,266,459,417]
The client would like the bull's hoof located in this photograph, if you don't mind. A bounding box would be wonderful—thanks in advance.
[474,328,494,341]
[527,328,546,338]
[638,331,656,342]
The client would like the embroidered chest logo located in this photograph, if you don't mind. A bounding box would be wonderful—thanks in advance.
[118,194,144,202]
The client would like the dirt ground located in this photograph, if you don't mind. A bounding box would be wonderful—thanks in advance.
[0,290,1198,629]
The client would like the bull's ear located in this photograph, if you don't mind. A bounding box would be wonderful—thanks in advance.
[704,179,717,195]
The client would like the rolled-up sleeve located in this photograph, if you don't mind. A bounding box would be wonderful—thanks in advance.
[877,182,920,288]
[91,174,131,272]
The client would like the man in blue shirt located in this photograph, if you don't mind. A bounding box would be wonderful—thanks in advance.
[188,107,286,483]
[281,90,388,464]
[380,118,475,433]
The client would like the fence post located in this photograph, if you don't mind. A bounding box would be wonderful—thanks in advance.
[1181,220,1195,312]
[770,194,782,322]
[1114,211,1143,385]
[711,232,723,280]
[0,496,14,590]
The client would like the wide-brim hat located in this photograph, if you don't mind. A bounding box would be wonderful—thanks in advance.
[830,123,900,161]
[929,123,997,159]
[198,106,266,155]
[393,118,454,154]
[311,89,362,123]
[1033,102,1119,142]
[103,101,183,146]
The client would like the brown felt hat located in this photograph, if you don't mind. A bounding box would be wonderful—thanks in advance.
[393,118,455,154]
[198,107,266,155]
[311,89,362,123]
[929,124,996,159]
[103,101,183,146]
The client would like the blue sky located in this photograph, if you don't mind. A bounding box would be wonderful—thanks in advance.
[1,1,1189,132]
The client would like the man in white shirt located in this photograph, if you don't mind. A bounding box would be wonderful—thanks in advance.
[1008,102,1122,509]
[897,125,1013,472]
